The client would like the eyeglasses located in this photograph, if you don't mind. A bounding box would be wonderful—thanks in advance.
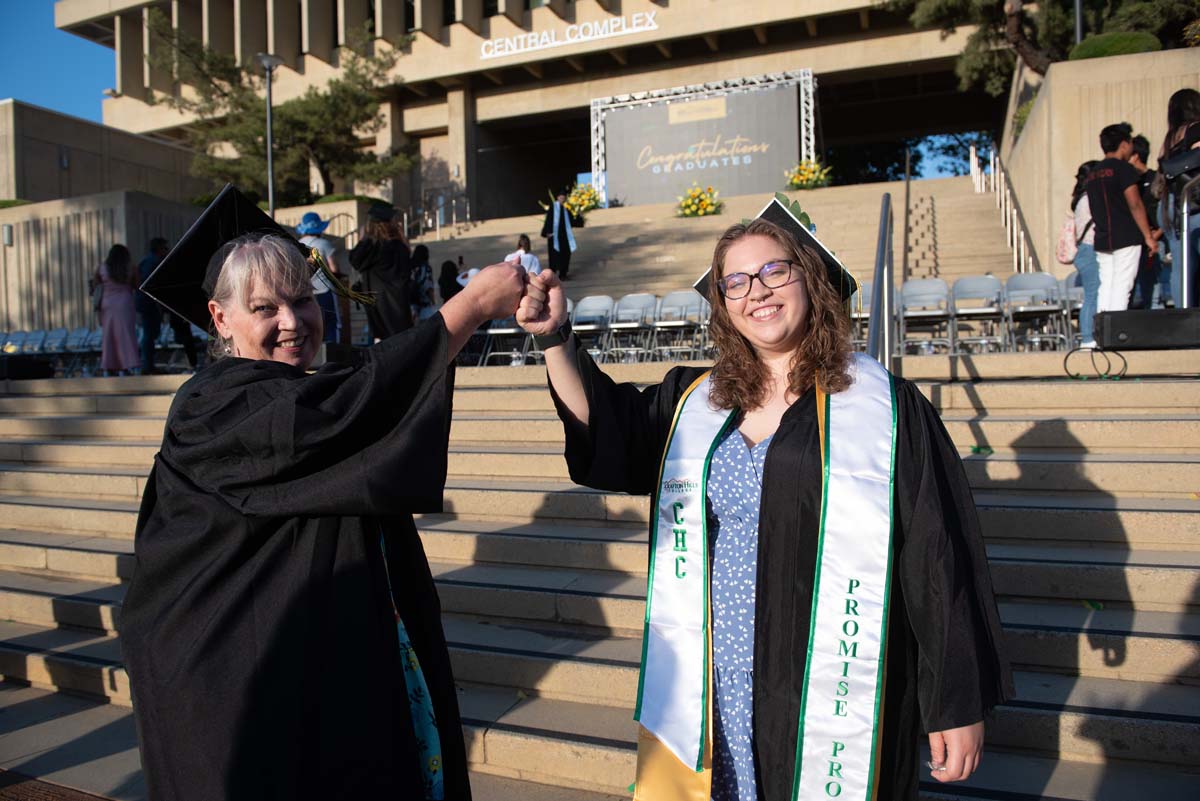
[716,260,798,299]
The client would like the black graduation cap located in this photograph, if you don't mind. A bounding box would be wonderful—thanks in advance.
[693,193,857,301]
[139,184,307,331]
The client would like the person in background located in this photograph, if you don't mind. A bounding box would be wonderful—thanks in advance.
[1085,123,1159,314]
[410,244,437,321]
[95,244,140,376]
[1158,88,1200,309]
[1070,161,1101,347]
[296,211,343,343]
[505,234,542,276]
[136,238,169,374]
[438,260,462,304]
[1129,135,1169,309]
[350,204,414,340]
[541,191,577,280]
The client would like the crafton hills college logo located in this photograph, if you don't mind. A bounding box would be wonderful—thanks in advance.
[661,477,699,495]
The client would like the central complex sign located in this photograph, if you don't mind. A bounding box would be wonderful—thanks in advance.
[603,84,800,206]
[480,12,659,59]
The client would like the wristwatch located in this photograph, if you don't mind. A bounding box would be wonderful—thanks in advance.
[534,320,573,351]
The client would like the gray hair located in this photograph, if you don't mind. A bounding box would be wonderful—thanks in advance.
[208,233,314,358]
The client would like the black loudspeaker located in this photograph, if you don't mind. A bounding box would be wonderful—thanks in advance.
[0,355,56,380]
[1094,309,1200,350]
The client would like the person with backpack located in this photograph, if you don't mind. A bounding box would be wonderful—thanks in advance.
[1058,162,1100,347]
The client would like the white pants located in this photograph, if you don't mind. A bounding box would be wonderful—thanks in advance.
[1096,245,1142,313]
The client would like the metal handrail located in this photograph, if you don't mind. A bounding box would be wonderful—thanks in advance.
[1181,174,1200,309]
[971,144,1041,274]
[867,192,895,372]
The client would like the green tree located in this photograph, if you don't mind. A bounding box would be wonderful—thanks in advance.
[145,10,413,206]
[885,0,1200,96]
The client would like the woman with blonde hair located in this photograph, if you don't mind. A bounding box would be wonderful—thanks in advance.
[124,186,528,800]
[516,199,1011,801]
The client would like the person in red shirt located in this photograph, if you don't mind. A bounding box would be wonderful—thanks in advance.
[1084,123,1160,313]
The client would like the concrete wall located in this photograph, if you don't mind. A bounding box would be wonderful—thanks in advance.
[1005,49,1200,277]
[0,191,197,332]
[0,100,212,205]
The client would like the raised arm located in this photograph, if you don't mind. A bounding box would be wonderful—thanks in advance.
[517,271,589,426]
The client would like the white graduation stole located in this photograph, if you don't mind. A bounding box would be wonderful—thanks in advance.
[633,354,897,801]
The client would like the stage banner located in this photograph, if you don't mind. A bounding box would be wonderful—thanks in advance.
[603,84,800,206]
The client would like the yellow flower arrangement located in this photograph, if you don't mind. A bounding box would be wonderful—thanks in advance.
[565,182,600,218]
[785,159,833,190]
[677,182,723,218]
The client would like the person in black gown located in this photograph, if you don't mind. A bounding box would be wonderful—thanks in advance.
[513,208,1012,801]
[349,204,415,339]
[122,186,530,800]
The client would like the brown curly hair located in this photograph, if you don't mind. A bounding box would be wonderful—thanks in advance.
[707,219,853,411]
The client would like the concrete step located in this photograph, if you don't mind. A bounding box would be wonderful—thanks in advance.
[447,411,1200,452]
[6,583,1199,770]
[0,529,134,579]
[446,442,1200,497]
[0,394,173,416]
[4,545,1196,687]
[0,440,159,468]
[0,464,149,500]
[988,544,1200,612]
[0,416,165,442]
[4,679,1198,801]
[452,378,1200,414]
[0,479,1194,550]
[1,519,1195,622]
[961,451,1200,499]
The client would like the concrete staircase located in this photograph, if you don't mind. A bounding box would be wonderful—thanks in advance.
[415,176,1014,299]
[0,350,1198,799]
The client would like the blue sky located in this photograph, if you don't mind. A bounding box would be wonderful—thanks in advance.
[0,1,113,121]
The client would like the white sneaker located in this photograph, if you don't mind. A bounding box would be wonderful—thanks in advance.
[1080,340,1097,349]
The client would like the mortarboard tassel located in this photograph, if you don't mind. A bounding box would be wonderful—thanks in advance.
[308,247,375,307]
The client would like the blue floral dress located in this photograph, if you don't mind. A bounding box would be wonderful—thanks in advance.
[380,534,444,799]
[708,429,773,801]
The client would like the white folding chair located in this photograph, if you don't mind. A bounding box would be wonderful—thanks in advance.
[607,293,659,363]
[652,290,706,361]
[900,279,952,354]
[951,275,1006,354]
[571,295,615,363]
[1005,272,1068,351]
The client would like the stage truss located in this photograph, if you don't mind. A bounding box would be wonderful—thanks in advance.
[589,69,817,205]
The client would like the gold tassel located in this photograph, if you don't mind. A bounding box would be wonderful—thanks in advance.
[308,247,375,306]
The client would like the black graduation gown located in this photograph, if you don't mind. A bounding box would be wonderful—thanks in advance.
[120,316,470,801]
[552,352,1013,801]
[349,237,414,338]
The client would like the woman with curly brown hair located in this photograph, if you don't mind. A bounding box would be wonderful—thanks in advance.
[516,201,1010,801]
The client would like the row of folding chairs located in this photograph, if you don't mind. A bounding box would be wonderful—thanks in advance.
[852,273,1076,355]
[2,328,105,376]
[0,323,209,377]
[474,291,713,366]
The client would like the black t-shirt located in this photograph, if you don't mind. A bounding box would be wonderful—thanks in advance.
[1085,157,1142,252]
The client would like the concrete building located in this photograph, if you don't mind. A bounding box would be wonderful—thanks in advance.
[55,0,1002,219]
[0,99,210,205]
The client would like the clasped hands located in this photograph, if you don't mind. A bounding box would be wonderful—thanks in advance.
[458,261,569,337]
